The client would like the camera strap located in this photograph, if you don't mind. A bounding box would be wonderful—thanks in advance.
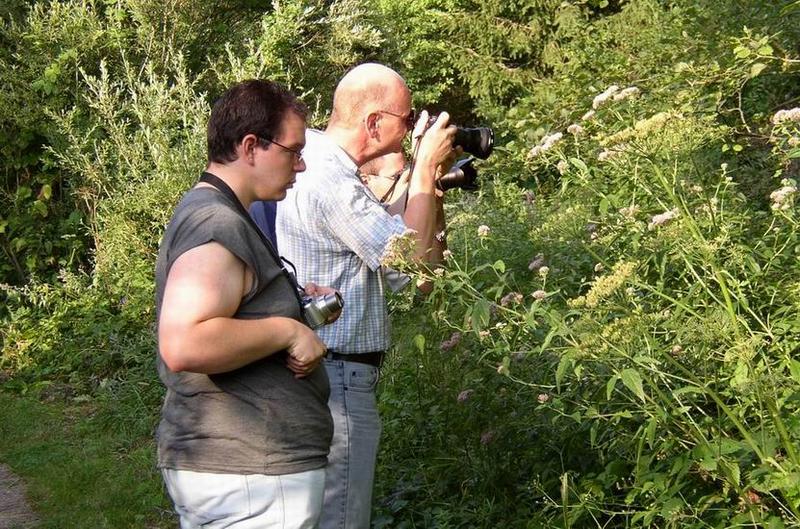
[197,172,308,313]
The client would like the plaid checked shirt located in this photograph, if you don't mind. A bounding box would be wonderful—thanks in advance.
[276,130,408,353]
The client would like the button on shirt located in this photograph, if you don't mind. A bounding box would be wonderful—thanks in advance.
[276,130,408,353]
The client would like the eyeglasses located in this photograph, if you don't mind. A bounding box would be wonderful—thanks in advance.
[378,108,416,131]
[259,137,304,162]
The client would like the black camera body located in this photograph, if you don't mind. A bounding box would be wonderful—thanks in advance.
[426,116,494,160]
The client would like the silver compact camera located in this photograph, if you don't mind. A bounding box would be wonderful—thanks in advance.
[303,292,344,329]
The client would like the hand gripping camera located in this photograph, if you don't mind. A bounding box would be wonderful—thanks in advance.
[302,292,344,329]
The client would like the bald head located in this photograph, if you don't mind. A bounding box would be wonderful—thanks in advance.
[329,63,410,127]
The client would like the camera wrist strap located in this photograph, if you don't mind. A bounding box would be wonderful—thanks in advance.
[197,172,307,309]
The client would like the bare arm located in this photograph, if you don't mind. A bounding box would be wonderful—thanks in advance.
[402,111,455,263]
[158,242,326,375]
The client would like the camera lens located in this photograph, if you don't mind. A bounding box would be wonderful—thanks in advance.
[454,127,494,160]
[437,157,479,192]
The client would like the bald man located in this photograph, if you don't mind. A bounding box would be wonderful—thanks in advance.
[272,63,455,528]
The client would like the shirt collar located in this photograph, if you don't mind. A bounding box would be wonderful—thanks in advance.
[307,129,358,176]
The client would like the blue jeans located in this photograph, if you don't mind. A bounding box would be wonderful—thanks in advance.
[319,358,381,529]
[162,467,325,529]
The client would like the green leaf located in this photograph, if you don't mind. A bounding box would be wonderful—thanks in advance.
[620,368,645,401]
[413,334,425,353]
[606,375,618,400]
[40,184,52,201]
[789,360,800,385]
[599,197,610,215]
[645,417,657,448]
[732,361,749,387]
[767,516,786,529]
[32,200,48,217]
[493,260,505,273]
[569,157,588,174]
[749,62,767,78]
[470,300,491,332]
[719,459,741,488]
[733,46,751,59]
[555,354,572,391]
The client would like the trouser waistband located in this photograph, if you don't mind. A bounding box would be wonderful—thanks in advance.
[326,351,385,367]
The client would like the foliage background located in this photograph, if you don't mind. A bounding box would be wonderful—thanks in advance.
[1,0,799,527]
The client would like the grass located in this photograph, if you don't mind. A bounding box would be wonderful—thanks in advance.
[0,389,172,529]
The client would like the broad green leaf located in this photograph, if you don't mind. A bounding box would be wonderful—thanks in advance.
[750,62,767,78]
[569,157,588,173]
[719,459,741,487]
[493,260,505,273]
[413,334,425,353]
[599,197,609,215]
[470,299,491,331]
[733,46,751,59]
[620,368,645,401]
[732,361,749,387]
[789,359,800,384]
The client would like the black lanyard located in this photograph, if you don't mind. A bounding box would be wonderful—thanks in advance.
[197,172,307,312]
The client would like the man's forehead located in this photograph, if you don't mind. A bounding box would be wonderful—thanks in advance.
[275,111,306,142]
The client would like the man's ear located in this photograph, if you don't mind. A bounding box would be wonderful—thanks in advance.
[239,134,260,163]
[365,112,381,140]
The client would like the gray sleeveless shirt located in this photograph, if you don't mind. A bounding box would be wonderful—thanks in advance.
[155,186,332,475]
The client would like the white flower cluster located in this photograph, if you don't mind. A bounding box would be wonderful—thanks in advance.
[556,159,568,175]
[528,132,563,158]
[598,144,627,162]
[592,85,640,109]
[581,110,596,121]
[613,86,640,102]
[770,179,797,211]
[772,107,800,125]
[592,85,620,109]
[380,228,417,268]
[567,124,584,136]
[648,208,679,230]
[477,224,491,237]
[528,254,545,272]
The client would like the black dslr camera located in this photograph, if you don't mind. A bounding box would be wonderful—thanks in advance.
[426,115,494,160]
[425,116,493,192]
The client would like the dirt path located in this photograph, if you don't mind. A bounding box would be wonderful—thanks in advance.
[0,464,39,529]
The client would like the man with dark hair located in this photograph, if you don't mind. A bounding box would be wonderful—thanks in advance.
[272,63,455,529]
[156,79,335,528]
